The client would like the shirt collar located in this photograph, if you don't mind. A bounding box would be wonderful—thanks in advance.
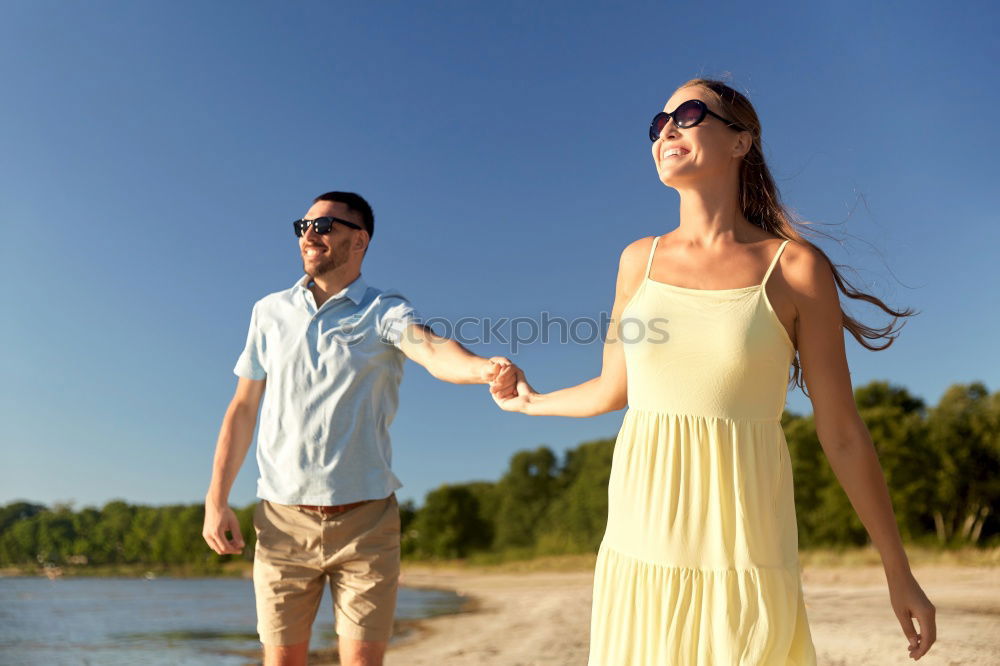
[293,274,368,306]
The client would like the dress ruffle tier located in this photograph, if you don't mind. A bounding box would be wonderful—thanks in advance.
[587,409,816,666]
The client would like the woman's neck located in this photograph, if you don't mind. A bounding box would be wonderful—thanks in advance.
[673,178,749,245]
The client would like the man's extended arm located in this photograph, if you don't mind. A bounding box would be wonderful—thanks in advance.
[203,376,266,555]
[397,322,517,392]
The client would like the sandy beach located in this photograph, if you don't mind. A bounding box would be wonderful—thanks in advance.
[388,561,999,665]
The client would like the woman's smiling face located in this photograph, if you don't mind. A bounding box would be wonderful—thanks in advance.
[651,85,750,189]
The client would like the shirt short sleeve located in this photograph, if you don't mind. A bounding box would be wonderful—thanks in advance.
[234,303,267,379]
[376,293,422,348]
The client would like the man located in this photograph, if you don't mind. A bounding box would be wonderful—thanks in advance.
[202,191,518,666]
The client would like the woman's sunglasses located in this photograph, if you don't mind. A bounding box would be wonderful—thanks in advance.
[293,216,364,237]
[649,99,746,142]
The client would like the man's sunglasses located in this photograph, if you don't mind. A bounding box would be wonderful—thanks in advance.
[649,99,746,142]
[293,216,364,237]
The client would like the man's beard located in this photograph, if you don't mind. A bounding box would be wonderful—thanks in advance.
[303,238,351,277]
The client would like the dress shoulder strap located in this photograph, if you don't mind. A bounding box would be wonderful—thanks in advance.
[644,235,661,279]
[761,239,790,286]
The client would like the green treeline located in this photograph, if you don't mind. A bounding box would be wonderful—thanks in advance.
[0,501,258,572]
[2,381,997,571]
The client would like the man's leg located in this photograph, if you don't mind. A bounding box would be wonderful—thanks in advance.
[338,637,388,666]
[263,640,310,666]
[253,500,327,662]
[323,494,401,666]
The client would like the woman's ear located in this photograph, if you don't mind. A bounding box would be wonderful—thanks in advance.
[733,130,753,160]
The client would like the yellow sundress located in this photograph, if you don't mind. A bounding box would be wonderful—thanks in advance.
[588,236,817,665]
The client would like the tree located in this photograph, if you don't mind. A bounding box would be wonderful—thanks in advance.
[493,447,559,549]
[927,382,1000,545]
[855,381,935,542]
[0,502,45,534]
[537,438,614,553]
[410,484,492,558]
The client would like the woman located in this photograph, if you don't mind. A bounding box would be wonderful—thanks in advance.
[491,79,937,664]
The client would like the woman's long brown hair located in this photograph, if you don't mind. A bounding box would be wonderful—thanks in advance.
[679,78,917,397]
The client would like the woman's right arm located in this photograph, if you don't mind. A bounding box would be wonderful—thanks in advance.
[492,237,651,417]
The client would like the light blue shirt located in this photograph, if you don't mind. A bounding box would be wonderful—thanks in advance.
[234,274,421,505]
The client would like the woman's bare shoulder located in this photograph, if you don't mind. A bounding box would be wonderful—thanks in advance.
[620,235,658,269]
[613,236,658,295]
[779,239,837,300]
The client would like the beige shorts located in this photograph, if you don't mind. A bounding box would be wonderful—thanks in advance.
[252,493,400,645]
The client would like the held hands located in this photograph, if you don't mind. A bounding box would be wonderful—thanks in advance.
[481,357,517,398]
[485,359,537,412]
[481,357,510,388]
[202,502,245,556]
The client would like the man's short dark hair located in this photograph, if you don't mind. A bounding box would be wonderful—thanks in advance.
[313,191,375,241]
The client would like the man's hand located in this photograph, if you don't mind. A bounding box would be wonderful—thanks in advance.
[490,364,537,412]
[202,502,245,555]
[482,357,521,399]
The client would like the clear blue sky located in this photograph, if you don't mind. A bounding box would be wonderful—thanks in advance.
[2,1,997,509]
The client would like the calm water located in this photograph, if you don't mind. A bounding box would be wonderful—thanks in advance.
[0,576,464,665]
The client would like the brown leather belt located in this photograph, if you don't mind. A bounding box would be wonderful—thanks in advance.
[295,499,373,515]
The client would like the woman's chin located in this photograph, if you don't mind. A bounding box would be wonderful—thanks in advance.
[656,171,682,188]
[656,165,698,189]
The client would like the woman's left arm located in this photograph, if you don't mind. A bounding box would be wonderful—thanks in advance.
[787,243,936,661]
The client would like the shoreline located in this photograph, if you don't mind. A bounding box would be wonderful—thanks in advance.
[386,560,1000,665]
[5,555,999,663]
[2,543,995,580]
[387,565,595,664]
[387,581,484,652]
